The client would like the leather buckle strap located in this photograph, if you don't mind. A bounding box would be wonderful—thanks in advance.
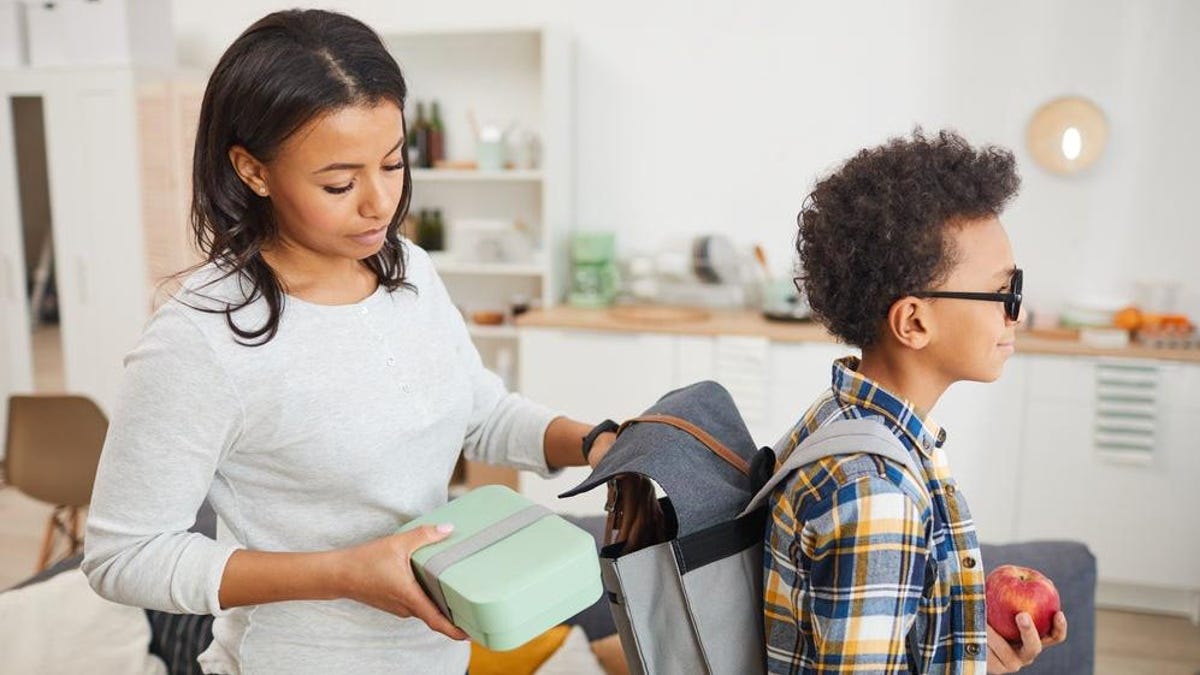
[618,414,750,476]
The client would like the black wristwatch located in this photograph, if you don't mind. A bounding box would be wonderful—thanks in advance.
[582,419,619,463]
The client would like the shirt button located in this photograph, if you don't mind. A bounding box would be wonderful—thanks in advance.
[966,644,981,656]
[962,556,977,569]
[360,307,369,315]
[402,384,412,394]
[386,357,396,366]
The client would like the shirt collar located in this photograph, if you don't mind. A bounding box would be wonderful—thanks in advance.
[830,356,947,458]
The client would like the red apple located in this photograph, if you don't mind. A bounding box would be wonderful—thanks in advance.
[985,564,1061,642]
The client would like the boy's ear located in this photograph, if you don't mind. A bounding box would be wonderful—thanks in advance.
[885,296,934,350]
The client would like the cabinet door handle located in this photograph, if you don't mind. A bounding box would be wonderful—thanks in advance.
[1,255,11,301]
[77,258,88,304]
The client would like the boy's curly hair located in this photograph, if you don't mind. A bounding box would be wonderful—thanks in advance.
[796,129,1020,350]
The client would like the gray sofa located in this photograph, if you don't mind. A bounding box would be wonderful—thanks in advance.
[565,516,1096,675]
[10,505,1095,675]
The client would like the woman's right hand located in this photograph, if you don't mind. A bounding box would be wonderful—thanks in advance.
[336,524,469,641]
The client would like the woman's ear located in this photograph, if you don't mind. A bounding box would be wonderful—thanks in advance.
[228,145,271,197]
[885,296,934,350]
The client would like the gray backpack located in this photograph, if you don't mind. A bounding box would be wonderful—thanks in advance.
[562,381,929,675]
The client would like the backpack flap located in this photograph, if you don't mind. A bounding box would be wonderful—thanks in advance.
[560,381,761,538]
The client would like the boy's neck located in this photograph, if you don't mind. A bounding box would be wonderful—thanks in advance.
[855,347,950,418]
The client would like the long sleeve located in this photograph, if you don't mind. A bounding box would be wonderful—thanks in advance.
[82,307,243,616]
[765,473,929,674]
[414,246,560,477]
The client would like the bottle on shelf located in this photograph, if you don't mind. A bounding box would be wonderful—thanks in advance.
[418,208,445,251]
[410,101,430,169]
[429,100,446,168]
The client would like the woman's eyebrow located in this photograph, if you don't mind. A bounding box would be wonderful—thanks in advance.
[312,136,405,174]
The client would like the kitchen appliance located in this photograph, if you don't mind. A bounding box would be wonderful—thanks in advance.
[623,235,753,310]
[761,278,811,322]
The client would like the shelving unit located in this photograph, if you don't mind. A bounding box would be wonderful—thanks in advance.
[467,324,521,340]
[383,27,573,366]
[410,168,543,183]
[0,28,574,491]
[380,26,574,493]
[428,252,545,278]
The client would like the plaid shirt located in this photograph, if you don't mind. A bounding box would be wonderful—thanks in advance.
[763,357,987,674]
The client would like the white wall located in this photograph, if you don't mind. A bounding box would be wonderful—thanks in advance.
[172,0,1200,316]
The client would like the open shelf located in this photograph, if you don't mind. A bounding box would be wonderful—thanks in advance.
[467,324,519,340]
[430,253,544,277]
[411,168,542,183]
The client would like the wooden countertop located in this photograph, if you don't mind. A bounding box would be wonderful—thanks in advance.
[515,305,1200,364]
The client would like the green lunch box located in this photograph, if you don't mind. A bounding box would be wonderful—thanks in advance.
[400,484,602,651]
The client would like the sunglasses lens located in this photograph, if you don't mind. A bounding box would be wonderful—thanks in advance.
[1009,269,1023,321]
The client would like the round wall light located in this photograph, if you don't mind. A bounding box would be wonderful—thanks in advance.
[1026,96,1108,175]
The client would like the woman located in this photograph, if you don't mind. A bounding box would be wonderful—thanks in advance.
[83,9,614,674]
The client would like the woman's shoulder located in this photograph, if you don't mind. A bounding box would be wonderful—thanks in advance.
[172,262,255,309]
[399,238,436,285]
[148,263,266,343]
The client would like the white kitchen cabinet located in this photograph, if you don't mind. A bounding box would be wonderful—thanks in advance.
[766,341,855,444]
[931,360,1028,544]
[517,322,1200,615]
[517,327,860,513]
[1015,356,1200,594]
[517,327,676,515]
[767,342,1028,544]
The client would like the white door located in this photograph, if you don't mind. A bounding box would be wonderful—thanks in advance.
[0,77,37,454]
[39,69,148,413]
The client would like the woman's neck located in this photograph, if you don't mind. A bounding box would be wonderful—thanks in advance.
[262,238,377,305]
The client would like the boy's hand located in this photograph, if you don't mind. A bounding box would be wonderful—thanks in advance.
[986,611,1068,673]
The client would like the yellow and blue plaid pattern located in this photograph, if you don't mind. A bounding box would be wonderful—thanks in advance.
[763,357,987,673]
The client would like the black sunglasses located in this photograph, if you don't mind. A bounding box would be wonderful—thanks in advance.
[913,268,1023,321]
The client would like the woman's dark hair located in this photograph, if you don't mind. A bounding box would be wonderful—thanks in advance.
[796,128,1020,350]
[187,9,413,345]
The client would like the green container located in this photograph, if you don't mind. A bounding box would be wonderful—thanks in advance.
[400,485,602,651]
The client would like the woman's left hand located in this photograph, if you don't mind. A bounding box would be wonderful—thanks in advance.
[587,431,617,469]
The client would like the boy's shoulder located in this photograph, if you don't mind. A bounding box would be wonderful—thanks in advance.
[771,395,930,525]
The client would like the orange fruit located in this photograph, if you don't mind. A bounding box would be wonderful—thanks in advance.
[1112,307,1143,331]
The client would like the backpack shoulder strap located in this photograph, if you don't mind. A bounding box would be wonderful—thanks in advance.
[740,418,930,517]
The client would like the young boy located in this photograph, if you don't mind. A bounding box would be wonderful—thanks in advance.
[763,130,1068,674]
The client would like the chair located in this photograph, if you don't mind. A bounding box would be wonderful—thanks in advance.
[3,395,108,572]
